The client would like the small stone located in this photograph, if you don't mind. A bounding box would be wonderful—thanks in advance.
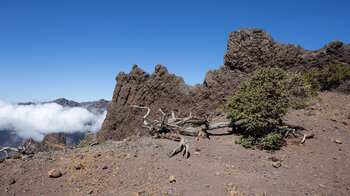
[48,169,62,178]
[319,184,326,188]
[335,139,342,144]
[195,147,201,152]
[330,138,342,144]
[215,171,220,176]
[204,184,210,187]
[169,175,176,183]
[93,151,101,158]
[304,110,314,116]
[272,161,282,168]
[74,164,84,170]
[194,151,200,155]
[79,155,84,159]
[7,177,16,185]
[102,166,108,170]
[21,155,29,161]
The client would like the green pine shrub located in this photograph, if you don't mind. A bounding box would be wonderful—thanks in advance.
[227,68,289,138]
[75,140,88,148]
[286,72,318,109]
[321,63,350,89]
[304,63,350,90]
[235,136,255,149]
[227,67,319,150]
[257,133,284,150]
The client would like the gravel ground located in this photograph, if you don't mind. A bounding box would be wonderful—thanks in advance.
[0,91,349,196]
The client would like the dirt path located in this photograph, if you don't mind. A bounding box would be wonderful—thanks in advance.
[0,91,349,195]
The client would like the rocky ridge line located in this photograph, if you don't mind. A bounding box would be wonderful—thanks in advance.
[97,28,350,142]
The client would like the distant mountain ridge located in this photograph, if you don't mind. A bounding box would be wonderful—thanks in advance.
[19,98,109,114]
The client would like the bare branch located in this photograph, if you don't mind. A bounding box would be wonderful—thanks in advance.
[207,122,231,130]
[169,137,189,159]
[301,134,306,144]
[131,105,151,127]
[0,147,20,158]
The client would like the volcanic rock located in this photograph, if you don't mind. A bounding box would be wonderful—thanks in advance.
[84,133,98,145]
[42,133,66,151]
[224,28,350,73]
[48,169,62,178]
[97,28,350,142]
[97,64,195,142]
[42,133,66,146]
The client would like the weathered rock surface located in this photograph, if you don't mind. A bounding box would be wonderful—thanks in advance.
[97,64,195,141]
[42,133,66,146]
[224,28,350,73]
[97,28,350,142]
[23,133,67,154]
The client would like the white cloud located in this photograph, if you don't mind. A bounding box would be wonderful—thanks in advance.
[0,100,106,141]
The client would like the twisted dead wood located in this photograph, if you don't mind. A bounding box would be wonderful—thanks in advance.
[131,105,231,158]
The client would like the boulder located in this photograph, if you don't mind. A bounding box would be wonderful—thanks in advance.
[42,133,66,151]
[84,133,98,145]
[23,133,66,154]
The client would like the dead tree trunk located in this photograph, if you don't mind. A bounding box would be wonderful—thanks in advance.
[131,105,232,158]
[0,141,35,159]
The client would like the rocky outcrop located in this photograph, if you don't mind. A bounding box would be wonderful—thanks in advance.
[97,65,195,141]
[23,133,66,154]
[97,28,350,142]
[224,28,350,73]
[97,64,249,142]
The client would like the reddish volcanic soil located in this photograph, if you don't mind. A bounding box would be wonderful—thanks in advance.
[0,91,349,196]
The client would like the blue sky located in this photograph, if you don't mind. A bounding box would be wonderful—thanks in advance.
[1,0,349,103]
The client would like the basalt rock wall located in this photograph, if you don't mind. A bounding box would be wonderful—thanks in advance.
[97,28,350,142]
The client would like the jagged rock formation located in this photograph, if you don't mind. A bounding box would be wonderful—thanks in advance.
[20,133,67,155]
[224,28,350,73]
[97,65,195,141]
[97,28,350,142]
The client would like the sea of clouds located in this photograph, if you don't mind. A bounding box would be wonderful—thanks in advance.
[0,100,106,141]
